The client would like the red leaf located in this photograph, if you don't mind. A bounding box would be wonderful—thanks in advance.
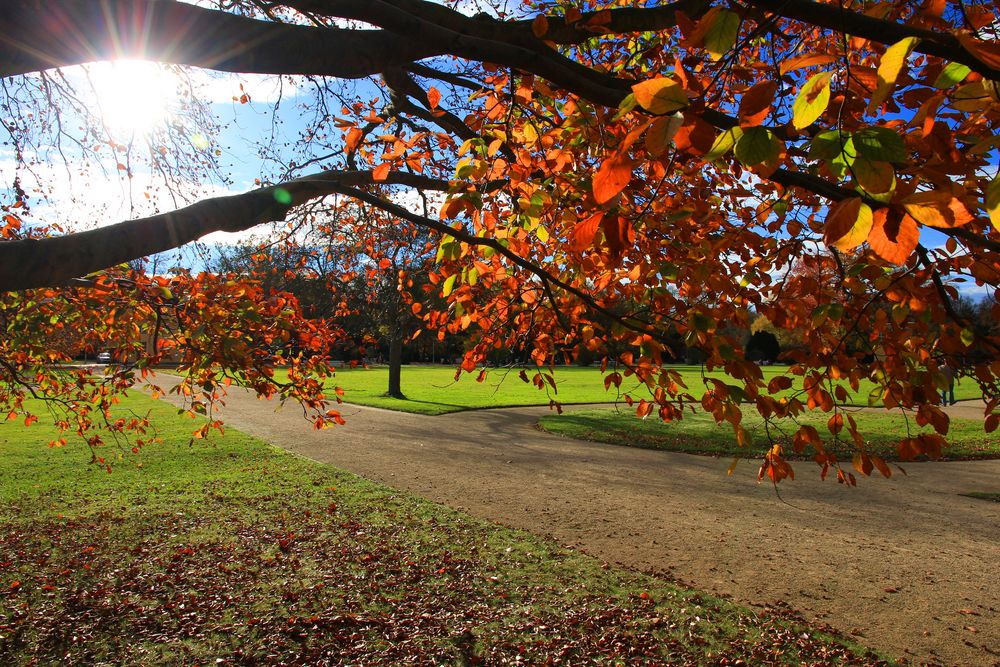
[372,162,391,181]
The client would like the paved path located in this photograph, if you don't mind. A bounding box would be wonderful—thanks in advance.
[157,377,1000,666]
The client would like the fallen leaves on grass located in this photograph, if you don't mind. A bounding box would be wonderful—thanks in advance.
[0,475,890,665]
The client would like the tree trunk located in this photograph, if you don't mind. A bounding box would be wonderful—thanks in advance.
[386,330,405,399]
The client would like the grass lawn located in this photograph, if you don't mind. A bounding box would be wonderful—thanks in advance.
[538,408,999,462]
[0,395,892,664]
[276,364,983,415]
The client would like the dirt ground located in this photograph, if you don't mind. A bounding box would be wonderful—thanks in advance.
[155,376,1000,666]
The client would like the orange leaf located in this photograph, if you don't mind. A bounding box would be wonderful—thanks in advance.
[427,87,442,110]
[631,78,689,115]
[738,81,778,127]
[532,14,549,38]
[645,114,683,156]
[901,191,973,228]
[868,209,919,265]
[823,197,864,246]
[673,115,716,155]
[779,52,837,75]
[958,34,1000,69]
[593,152,634,204]
[570,212,603,252]
[345,127,363,152]
[985,413,999,433]
[372,163,390,181]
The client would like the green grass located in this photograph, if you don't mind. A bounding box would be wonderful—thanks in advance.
[0,394,891,665]
[538,408,999,462]
[269,365,982,415]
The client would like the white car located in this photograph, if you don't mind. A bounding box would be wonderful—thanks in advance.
[97,352,112,363]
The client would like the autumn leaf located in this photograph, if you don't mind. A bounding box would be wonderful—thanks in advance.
[932,62,970,89]
[703,9,741,61]
[372,163,391,181]
[958,34,1000,70]
[987,175,1000,232]
[631,78,689,115]
[531,14,549,38]
[345,126,364,152]
[738,81,778,127]
[901,191,973,228]
[824,197,868,250]
[852,155,896,200]
[867,37,919,115]
[734,127,782,174]
[780,52,837,75]
[426,86,442,109]
[593,152,634,204]
[867,209,918,265]
[673,115,716,155]
[792,71,832,130]
[569,212,603,252]
[644,114,684,156]
[704,126,743,161]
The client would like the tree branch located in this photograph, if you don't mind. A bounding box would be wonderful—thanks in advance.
[0,170,451,292]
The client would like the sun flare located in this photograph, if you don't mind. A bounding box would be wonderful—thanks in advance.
[88,60,175,137]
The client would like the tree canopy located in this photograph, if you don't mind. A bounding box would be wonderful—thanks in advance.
[2,0,999,481]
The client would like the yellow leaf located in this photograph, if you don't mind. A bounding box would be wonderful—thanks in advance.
[952,81,990,112]
[987,175,1000,232]
[901,191,973,228]
[727,457,740,476]
[866,37,919,115]
[631,78,689,115]
[792,71,833,130]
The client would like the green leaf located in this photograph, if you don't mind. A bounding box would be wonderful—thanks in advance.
[792,71,833,130]
[853,155,896,201]
[442,273,457,297]
[854,127,907,163]
[734,127,779,168]
[961,327,975,347]
[691,311,715,332]
[705,10,741,61]
[704,126,743,161]
[809,130,853,161]
[933,62,971,89]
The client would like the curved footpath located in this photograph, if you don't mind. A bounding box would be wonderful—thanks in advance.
[154,376,999,666]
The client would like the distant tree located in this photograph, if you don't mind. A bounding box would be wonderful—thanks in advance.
[745,331,780,363]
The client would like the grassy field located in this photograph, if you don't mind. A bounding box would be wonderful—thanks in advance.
[538,408,999,462]
[0,394,890,664]
[281,364,983,415]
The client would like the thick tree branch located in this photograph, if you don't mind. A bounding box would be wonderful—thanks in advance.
[0,170,450,292]
[0,0,437,78]
[749,0,1000,80]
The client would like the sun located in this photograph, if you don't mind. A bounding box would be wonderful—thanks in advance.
[88,60,175,137]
